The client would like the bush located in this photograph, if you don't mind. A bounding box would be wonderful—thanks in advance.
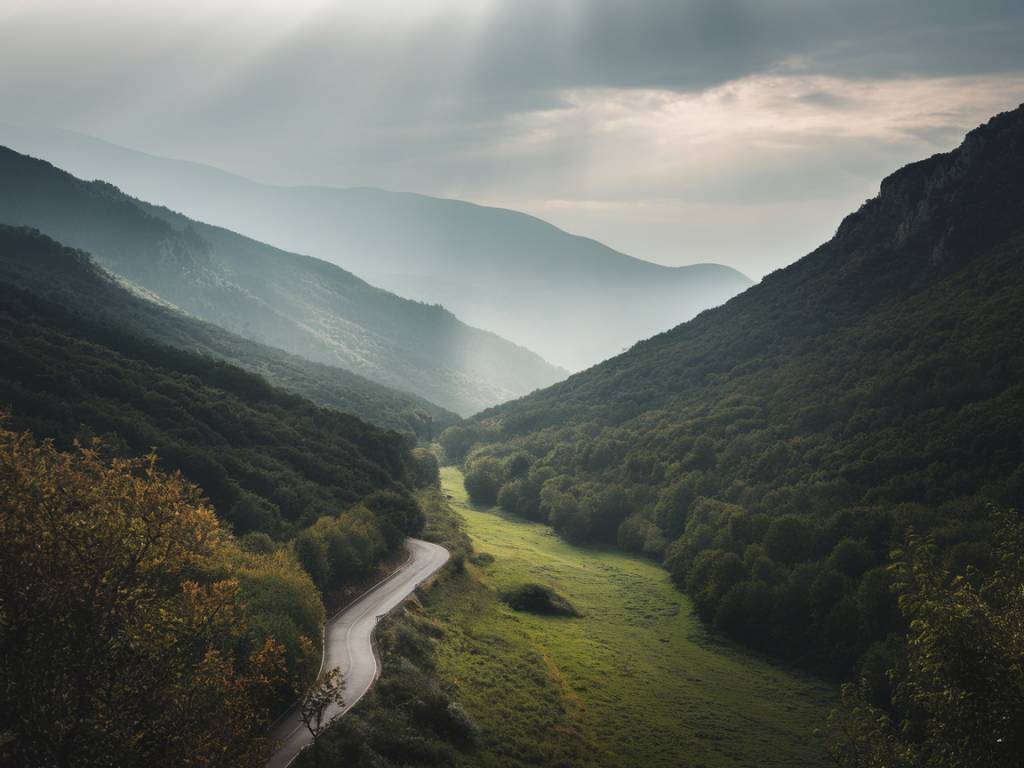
[501,583,580,617]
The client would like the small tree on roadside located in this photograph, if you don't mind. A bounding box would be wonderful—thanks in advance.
[298,667,346,767]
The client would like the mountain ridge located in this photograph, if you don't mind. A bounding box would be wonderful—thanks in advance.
[0,146,565,415]
[0,123,753,370]
[0,224,460,437]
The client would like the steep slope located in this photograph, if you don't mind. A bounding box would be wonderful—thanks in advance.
[0,148,564,415]
[0,124,753,370]
[457,105,1024,671]
[0,225,458,438]
[0,226,421,537]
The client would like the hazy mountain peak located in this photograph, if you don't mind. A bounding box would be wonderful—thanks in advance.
[0,146,565,415]
[0,123,753,371]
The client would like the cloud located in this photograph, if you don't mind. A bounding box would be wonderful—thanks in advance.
[1,0,1023,277]
[472,74,1024,277]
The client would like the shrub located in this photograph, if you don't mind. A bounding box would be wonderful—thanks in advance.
[501,583,580,617]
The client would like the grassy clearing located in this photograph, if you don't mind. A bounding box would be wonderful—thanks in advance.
[424,467,837,768]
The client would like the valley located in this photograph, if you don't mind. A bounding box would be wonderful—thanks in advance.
[2,9,1022,765]
[427,468,836,768]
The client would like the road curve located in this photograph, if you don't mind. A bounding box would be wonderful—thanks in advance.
[266,538,450,768]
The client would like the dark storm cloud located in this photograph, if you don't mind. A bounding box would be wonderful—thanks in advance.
[450,0,1024,110]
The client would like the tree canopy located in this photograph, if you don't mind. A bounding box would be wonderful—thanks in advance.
[0,426,324,767]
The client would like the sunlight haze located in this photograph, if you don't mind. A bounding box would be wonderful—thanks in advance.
[3,0,1023,277]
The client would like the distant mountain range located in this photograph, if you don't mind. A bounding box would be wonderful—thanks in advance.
[0,124,753,371]
[0,146,565,416]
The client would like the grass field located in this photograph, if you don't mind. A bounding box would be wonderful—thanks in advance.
[425,467,838,768]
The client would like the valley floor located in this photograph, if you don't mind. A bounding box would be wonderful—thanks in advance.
[429,467,837,768]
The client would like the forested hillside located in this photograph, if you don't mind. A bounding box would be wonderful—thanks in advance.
[0,227,452,766]
[0,225,457,438]
[0,227,425,538]
[452,106,1024,676]
[0,123,754,370]
[0,148,565,415]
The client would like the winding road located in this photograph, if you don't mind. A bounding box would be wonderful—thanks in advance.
[266,538,450,768]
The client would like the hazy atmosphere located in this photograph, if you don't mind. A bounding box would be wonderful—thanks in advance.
[1,3,1023,768]
[3,0,1023,277]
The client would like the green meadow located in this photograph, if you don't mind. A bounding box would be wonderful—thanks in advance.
[425,467,837,768]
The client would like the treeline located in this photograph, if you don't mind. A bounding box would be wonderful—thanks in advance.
[446,106,1024,688]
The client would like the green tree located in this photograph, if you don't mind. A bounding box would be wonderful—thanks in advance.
[826,510,1024,768]
[464,457,504,506]
[654,475,700,538]
[438,425,479,464]
[410,447,441,488]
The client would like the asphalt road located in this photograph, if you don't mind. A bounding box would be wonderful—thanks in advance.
[266,538,450,768]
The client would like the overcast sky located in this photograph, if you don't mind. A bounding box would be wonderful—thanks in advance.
[2,0,1023,278]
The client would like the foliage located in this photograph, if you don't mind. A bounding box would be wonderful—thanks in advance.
[295,609,477,768]
[410,446,441,487]
[0,426,309,768]
[463,457,504,506]
[298,667,347,767]
[293,506,389,591]
[826,509,1024,768]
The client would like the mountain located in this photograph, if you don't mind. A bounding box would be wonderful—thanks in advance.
[453,105,1024,672]
[0,224,457,439]
[0,147,565,416]
[0,225,423,538]
[0,124,753,371]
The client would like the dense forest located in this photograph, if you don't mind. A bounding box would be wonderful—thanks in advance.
[0,224,457,438]
[0,226,426,539]
[446,104,1024,697]
[0,147,565,415]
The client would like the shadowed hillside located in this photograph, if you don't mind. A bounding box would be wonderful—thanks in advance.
[0,225,458,438]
